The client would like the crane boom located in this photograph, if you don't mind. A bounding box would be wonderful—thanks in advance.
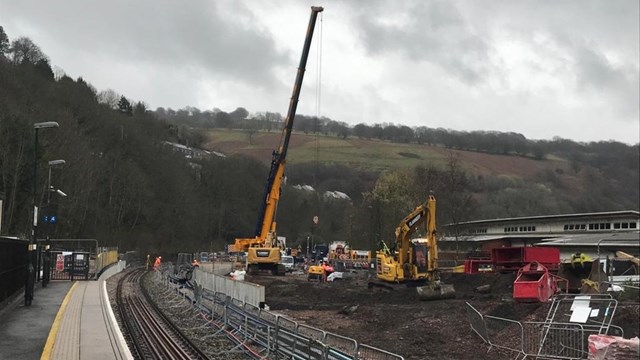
[255,5,323,242]
[234,6,324,275]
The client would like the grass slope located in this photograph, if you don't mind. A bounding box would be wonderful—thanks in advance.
[203,129,568,179]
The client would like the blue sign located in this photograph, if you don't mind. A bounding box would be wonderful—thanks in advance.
[42,215,57,224]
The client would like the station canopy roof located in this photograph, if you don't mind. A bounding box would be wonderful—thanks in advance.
[536,231,639,248]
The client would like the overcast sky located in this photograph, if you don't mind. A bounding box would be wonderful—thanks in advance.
[1,0,638,144]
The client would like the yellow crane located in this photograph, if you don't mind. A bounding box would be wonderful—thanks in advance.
[233,6,324,276]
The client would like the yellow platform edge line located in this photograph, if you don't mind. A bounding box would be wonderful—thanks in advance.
[40,281,78,360]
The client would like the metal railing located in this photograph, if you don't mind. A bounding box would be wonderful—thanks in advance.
[156,271,404,360]
[466,296,624,360]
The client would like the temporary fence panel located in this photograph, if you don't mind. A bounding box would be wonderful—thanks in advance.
[465,302,489,344]
[467,294,626,360]
[523,322,586,359]
[544,294,619,336]
[325,333,358,360]
[324,333,358,360]
[275,315,299,356]
[357,344,406,360]
[193,269,265,307]
[297,324,328,360]
[483,315,524,355]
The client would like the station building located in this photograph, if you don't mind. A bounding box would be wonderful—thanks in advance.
[440,210,640,262]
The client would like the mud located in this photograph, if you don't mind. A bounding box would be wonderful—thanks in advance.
[246,271,639,360]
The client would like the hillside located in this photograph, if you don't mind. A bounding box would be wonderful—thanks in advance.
[204,129,565,178]
[205,129,591,201]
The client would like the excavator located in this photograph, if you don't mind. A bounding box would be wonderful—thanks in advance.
[233,6,324,276]
[372,193,456,300]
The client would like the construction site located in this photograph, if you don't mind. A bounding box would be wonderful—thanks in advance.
[150,253,637,360]
[166,5,640,359]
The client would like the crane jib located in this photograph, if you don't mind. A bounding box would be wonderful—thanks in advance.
[280,7,323,162]
[251,6,324,238]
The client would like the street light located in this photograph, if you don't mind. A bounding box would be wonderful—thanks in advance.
[26,121,59,306]
[47,160,66,204]
[41,159,65,288]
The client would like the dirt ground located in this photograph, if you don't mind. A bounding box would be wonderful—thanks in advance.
[246,271,639,360]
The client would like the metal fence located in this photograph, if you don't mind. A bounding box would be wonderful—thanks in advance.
[466,295,624,360]
[47,251,90,280]
[192,268,265,308]
[155,271,405,360]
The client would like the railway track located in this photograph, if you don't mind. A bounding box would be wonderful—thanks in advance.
[116,268,210,360]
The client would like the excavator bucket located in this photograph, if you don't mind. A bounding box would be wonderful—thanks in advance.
[416,282,456,301]
[580,261,608,294]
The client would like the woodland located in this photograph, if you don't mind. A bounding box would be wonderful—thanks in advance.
[0,29,638,256]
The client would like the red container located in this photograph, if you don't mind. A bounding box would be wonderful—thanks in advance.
[523,247,560,272]
[492,247,561,272]
[492,247,524,272]
[513,262,555,303]
[464,259,494,274]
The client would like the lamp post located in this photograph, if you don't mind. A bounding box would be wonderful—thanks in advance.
[26,121,59,306]
[41,159,65,288]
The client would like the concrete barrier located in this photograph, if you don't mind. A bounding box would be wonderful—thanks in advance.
[99,260,126,280]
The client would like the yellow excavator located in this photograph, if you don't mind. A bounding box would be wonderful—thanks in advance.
[372,193,456,300]
[233,6,324,276]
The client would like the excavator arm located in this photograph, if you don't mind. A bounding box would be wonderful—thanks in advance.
[373,193,455,300]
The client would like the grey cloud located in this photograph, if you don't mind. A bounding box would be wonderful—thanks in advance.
[572,45,639,121]
[0,0,288,87]
[351,0,492,85]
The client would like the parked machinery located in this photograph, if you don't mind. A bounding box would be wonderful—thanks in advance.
[232,6,324,276]
[372,193,455,300]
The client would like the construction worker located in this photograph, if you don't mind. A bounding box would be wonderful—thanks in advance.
[154,256,162,271]
[321,260,334,282]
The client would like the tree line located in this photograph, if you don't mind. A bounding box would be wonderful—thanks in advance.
[152,104,638,165]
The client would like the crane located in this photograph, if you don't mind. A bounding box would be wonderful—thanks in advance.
[233,6,324,276]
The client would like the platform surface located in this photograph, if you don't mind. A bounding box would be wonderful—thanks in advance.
[0,271,131,360]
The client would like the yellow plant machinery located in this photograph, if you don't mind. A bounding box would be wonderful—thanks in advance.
[233,6,324,276]
[373,193,455,300]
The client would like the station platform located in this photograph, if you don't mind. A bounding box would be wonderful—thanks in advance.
[0,267,132,360]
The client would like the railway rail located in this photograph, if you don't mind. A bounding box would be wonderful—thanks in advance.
[115,268,210,360]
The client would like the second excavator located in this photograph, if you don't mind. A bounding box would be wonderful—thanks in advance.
[372,193,456,300]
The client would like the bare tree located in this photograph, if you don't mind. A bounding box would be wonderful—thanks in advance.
[10,37,47,65]
[97,89,120,109]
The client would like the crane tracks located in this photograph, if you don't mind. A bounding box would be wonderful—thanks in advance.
[115,269,210,360]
